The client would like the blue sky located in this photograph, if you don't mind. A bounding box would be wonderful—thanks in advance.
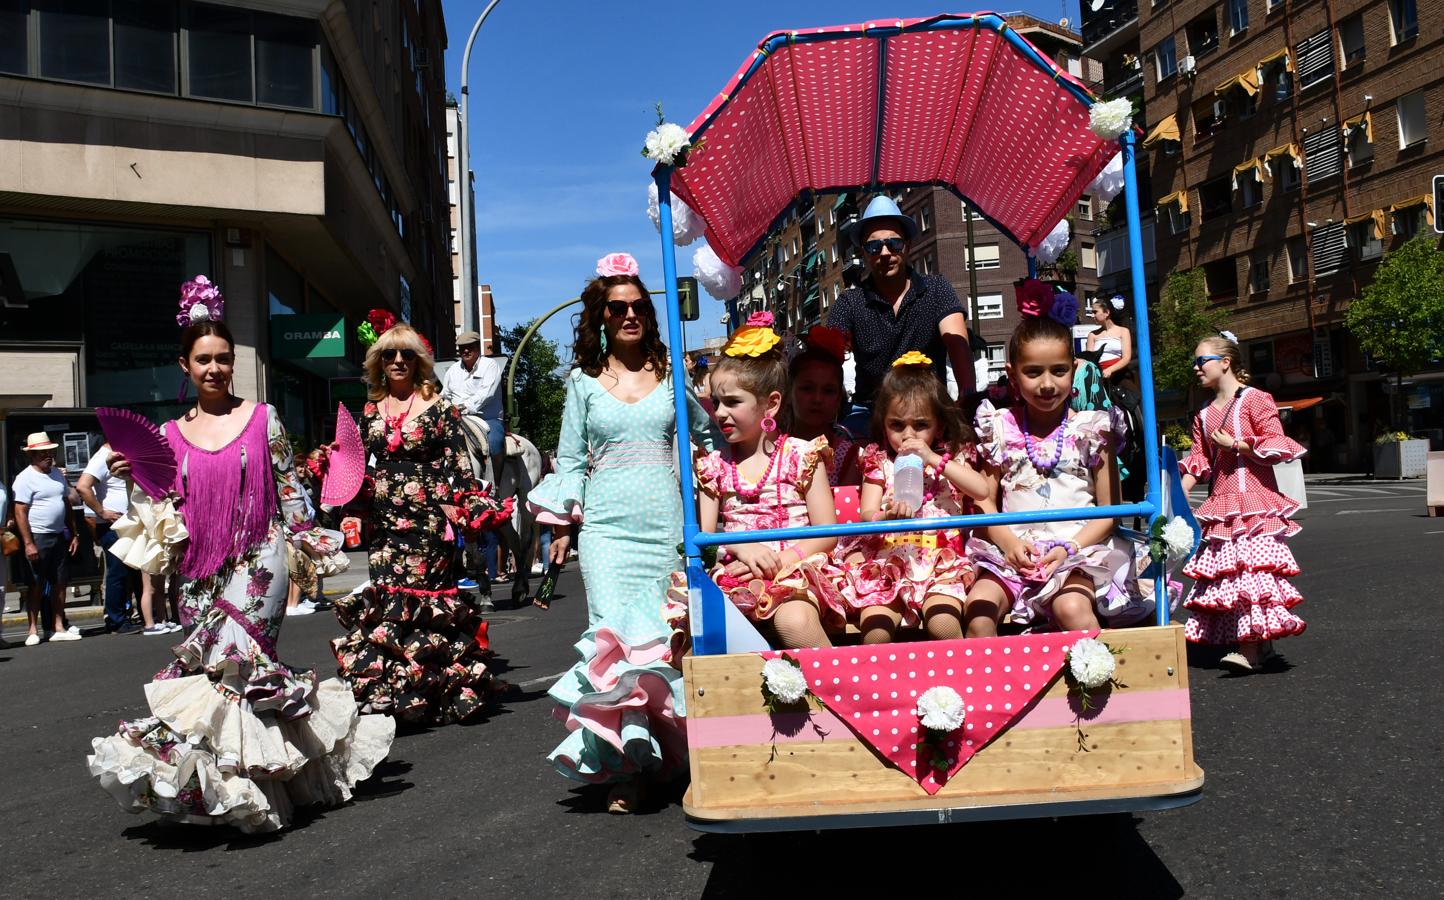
[440,2,1069,355]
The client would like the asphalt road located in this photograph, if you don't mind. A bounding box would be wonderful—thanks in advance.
[0,481,1439,898]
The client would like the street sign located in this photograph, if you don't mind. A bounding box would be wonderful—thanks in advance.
[1435,175,1444,234]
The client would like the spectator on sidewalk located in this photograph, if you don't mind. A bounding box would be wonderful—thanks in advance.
[441,331,505,592]
[12,432,82,646]
[77,442,142,635]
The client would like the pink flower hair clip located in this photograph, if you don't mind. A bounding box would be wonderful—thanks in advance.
[596,252,640,278]
[746,310,775,328]
[176,275,225,326]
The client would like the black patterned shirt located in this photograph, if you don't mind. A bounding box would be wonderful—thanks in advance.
[826,270,966,406]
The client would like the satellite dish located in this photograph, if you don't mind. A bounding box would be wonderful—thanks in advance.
[1059,16,1070,28]
[1089,0,1104,10]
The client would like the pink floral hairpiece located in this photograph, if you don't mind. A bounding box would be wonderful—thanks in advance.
[176,275,225,326]
[746,310,775,327]
[596,252,640,278]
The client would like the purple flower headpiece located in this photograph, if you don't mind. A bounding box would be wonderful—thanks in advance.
[177,275,225,326]
[1014,279,1077,327]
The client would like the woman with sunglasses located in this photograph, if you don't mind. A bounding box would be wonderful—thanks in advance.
[1178,331,1306,674]
[530,252,719,813]
[331,323,512,725]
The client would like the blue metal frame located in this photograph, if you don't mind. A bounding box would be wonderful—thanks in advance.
[655,21,1171,655]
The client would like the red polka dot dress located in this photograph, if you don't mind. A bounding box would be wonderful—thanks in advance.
[1179,387,1306,646]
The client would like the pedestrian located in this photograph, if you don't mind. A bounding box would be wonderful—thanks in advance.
[76,442,143,634]
[529,252,719,812]
[440,330,504,593]
[1179,331,1307,674]
[11,432,82,646]
[827,195,975,434]
[331,322,512,725]
[87,276,394,832]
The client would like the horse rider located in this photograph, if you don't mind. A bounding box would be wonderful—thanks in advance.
[441,331,505,593]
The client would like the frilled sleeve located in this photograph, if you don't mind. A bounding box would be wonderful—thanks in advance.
[1243,390,1307,463]
[528,370,588,525]
[791,435,833,493]
[1179,410,1211,479]
[972,400,1008,469]
[695,450,728,499]
[859,443,889,485]
[439,399,511,532]
[1071,409,1116,470]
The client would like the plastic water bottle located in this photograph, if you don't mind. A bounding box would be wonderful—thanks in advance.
[893,453,925,511]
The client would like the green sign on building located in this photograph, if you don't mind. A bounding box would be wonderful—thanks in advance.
[271,314,346,359]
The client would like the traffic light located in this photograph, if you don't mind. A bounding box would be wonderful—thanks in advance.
[678,276,699,321]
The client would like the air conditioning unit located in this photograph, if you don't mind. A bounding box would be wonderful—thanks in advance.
[412,47,430,69]
[1179,55,1197,76]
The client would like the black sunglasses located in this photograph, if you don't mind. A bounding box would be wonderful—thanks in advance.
[863,237,906,256]
[1193,354,1224,368]
[605,299,651,318]
[381,348,418,362]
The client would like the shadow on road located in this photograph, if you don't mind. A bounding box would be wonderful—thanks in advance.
[352,758,415,801]
[691,814,1184,898]
[120,806,327,851]
[555,777,688,818]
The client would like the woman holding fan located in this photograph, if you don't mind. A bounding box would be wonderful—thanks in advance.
[87,277,395,833]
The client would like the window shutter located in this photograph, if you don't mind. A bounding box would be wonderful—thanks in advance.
[1310,222,1348,275]
[1303,128,1341,182]
[1296,30,1334,88]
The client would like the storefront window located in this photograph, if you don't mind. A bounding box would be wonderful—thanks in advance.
[39,0,110,85]
[266,246,304,315]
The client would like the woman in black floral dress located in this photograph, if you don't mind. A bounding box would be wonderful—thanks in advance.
[332,324,511,725]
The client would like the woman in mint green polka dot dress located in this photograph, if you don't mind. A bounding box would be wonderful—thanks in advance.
[529,254,717,813]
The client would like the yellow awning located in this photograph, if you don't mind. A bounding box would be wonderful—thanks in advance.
[1231,157,1267,188]
[1342,111,1374,143]
[1256,48,1294,73]
[1391,195,1435,226]
[1215,68,1260,97]
[1142,114,1180,149]
[1344,209,1387,240]
[1157,189,1190,214]
[1263,143,1303,167]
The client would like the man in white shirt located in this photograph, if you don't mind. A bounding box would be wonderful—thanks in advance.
[77,443,142,635]
[441,332,506,594]
[11,432,81,646]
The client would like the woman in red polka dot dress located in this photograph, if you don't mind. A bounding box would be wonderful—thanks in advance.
[1179,333,1306,673]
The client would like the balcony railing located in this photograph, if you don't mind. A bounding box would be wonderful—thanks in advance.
[1081,1,1139,48]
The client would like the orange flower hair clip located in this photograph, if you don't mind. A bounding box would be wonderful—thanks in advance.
[724,325,782,358]
[892,350,932,367]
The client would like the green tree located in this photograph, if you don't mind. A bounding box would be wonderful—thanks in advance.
[1153,268,1230,392]
[1344,235,1444,428]
[499,321,568,453]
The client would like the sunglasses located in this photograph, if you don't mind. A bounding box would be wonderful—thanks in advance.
[863,237,906,256]
[605,299,651,318]
[1193,354,1224,368]
[382,348,418,363]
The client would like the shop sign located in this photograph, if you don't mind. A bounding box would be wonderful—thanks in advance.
[272,314,346,359]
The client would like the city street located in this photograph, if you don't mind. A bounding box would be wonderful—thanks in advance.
[1,480,1440,899]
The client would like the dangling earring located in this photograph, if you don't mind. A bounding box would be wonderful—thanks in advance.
[761,415,777,434]
[599,328,608,354]
[1071,387,1079,398]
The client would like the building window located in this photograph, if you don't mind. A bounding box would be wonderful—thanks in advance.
[187,3,254,102]
[1168,202,1191,235]
[1263,59,1292,103]
[1187,13,1220,57]
[1238,168,1263,208]
[966,244,1000,270]
[1154,36,1177,81]
[1394,203,1428,239]
[1296,30,1333,91]
[0,0,24,75]
[961,201,985,221]
[114,1,177,93]
[1346,121,1374,166]
[1081,242,1097,271]
[1351,221,1382,260]
[39,0,111,85]
[1389,0,1419,44]
[984,343,1006,382]
[1276,157,1301,192]
[1249,256,1269,293]
[255,12,316,109]
[1204,258,1238,299]
[919,203,932,233]
[1287,236,1308,282]
[1227,0,1248,35]
[830,243,838,263]
[1193,97,1223,140]
[1200,177,1233,222]
[976,294,1004,320]
[1076,196,1092,220]
[1397,92,1426,148]
[1338,14,1366,66]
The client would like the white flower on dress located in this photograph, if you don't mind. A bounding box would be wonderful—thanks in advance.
[761,657,809,704]
[643,122,691,165]
[915,686,966,733]
[1066,637,1117,689]
[1088,98,1134,140]
[1161,516,1195,559]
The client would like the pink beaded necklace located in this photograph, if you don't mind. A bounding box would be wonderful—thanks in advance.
[727,435,788,526]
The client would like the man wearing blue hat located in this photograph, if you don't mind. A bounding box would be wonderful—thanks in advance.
[828,195,975,434]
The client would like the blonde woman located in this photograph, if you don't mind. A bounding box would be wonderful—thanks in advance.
[332,323,511,725]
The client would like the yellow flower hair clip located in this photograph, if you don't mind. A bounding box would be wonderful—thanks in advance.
[892,350,933,367]
[723,325,782,358]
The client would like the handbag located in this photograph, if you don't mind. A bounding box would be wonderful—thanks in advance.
[1,529,19,556]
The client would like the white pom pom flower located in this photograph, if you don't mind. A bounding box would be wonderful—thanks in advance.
[643,122,692,165]
[1033,218,1071,265]
[693,243,743,301]
[1162,516,1195,559]
[1066,638,1117,689]
[1089,98,1134,141]
[1088,151,1125,204]
[915,685,966,733]
[761,657,808,704]
[647,182,706,246]
[189,303,212,323]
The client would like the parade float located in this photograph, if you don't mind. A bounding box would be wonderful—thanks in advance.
[648,12,1204,831]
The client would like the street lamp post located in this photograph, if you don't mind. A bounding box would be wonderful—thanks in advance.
[457,0,504,335]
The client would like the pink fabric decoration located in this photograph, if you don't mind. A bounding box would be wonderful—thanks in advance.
[321,403,365,507]
[746,310,775,328]
[595,253,640,278]
[1014,279,1052,319]
[765,631,1098,794]
[832,486,861,524]
[175,275,225,326]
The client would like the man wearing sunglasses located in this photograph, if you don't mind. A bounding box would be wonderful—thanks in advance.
[828,195,975,434]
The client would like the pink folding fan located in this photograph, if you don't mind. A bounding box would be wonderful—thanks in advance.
[322,403,365,507]
[96,407,177,501]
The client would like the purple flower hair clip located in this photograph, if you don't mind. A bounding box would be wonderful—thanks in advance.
[177,275,225,326]
[1048,291,1079,327]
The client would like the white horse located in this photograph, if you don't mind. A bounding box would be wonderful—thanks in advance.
[457,415,543,606]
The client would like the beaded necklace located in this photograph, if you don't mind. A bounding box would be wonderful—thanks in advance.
[1020,407,1068,475]
[727,435,788,527]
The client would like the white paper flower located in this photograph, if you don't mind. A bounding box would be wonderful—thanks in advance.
[1162,516,1195,558]
[693,243,743,300]
[647,182,706,246]
[1088,151,1125,204]
[1033,218,1071,265]
[1067,638,1117,689]
[643,122,692,165]
[915,686,966,733]
[762,657,808,704]
[1089,98,1134,141]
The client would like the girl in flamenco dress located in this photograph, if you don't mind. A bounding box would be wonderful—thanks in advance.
[839,353,990,644]
[785,325,862,487]
[87,279,395,833]
[331,322,512,726]
[1179,332,1306,674]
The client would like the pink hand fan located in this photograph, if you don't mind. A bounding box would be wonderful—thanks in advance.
[96,407,177,501]
[322,403,365,506]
